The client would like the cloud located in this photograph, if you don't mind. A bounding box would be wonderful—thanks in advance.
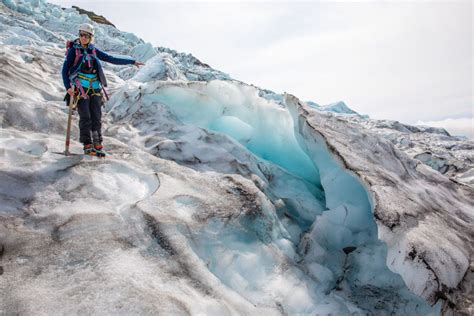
[416,117,474,139]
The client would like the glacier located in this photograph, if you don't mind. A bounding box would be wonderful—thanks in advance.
[0,1,473,315]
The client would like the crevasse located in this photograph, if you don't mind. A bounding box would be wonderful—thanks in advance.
[108,80,440,315]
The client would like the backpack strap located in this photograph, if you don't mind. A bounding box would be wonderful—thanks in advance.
[65,40,72,56]
[88,46,97,68]
[102,86,109,101]
[66,40,84,68]
[73,48,82,67]
[77,45,96,68]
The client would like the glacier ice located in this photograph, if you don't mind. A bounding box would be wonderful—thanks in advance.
[0,0,472,315]
[106,76,442,314]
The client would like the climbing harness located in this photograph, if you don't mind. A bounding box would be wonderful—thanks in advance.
[74,74,102,99]
[65,40,110,101]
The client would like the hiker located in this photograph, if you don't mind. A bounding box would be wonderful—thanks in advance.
[62,23,144,157]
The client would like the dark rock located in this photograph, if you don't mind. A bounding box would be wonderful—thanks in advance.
[343,246,357,255]
[72,6,116,28]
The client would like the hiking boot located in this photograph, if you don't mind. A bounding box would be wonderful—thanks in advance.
[83,144,96,156]
[94,143,106,158]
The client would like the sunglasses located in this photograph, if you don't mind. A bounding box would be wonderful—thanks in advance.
[79,32,91,39]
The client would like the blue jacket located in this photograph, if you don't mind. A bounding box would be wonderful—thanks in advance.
[62,40,136,90]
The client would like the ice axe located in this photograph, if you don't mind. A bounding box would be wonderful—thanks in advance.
[64,89,79,156]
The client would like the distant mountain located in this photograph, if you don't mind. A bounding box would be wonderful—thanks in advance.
[306,100,370,118]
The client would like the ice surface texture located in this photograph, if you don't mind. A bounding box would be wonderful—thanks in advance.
[0,0,473,315]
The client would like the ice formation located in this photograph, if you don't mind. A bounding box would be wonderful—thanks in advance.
[0,1,472,315]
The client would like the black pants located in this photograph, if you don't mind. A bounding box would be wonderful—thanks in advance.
[77,94,103,145]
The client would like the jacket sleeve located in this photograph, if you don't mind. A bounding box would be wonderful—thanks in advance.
[95,47,136,65]
[62,48,75,89]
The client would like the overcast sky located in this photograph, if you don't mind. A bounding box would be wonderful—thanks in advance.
[49,0,473,137]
